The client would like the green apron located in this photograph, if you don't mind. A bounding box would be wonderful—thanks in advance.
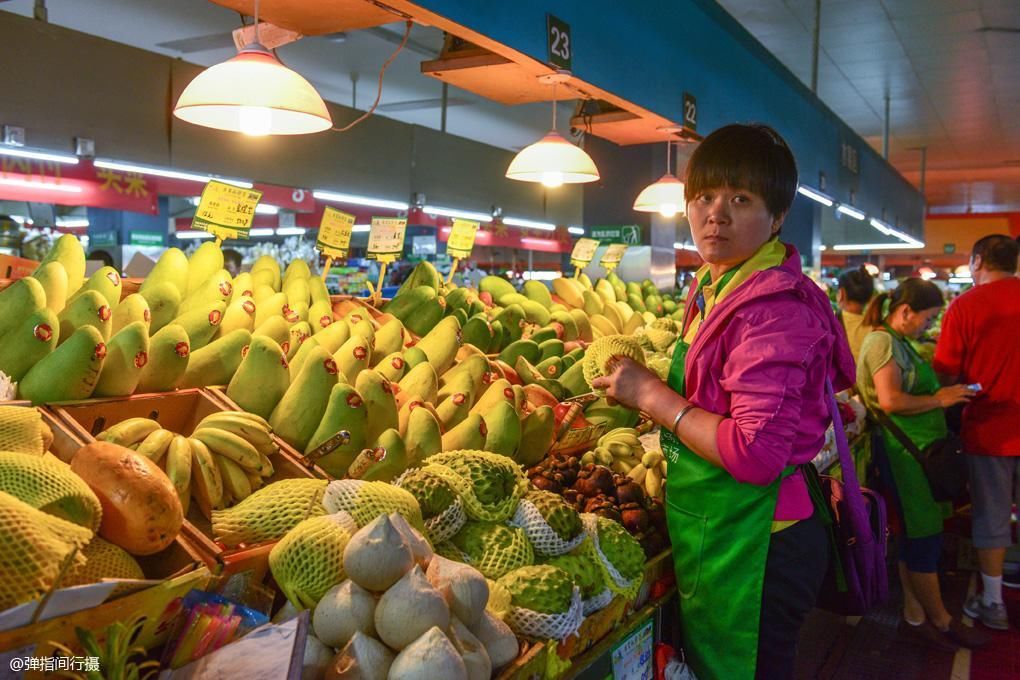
[877,327,948,538]
[660,270,791,680]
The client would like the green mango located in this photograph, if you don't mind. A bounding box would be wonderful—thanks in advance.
[440,413,487,452]
[136,323,190,393]
[373,352,407,383]
[522,280,553,309]
[178,268,233,316]
[535,356,564,380]
[371,318,406,365]
[444,287,474,313]
[355,370,399,445]
[416,316,462,376]
[308,276,330,305]
[178,328,251,389]
[517,405,556,465]
[251,255,282,291]
[451,307,469,328]
[396,361,439,408]
[550,311,580,342]
[31,261,69,314]
[38,234,86,295]
[270,345,340,451]
[226,335,289,418]
[405,405,442,465]
[348,428,407,482]
[482,401,521,458]
[627,293,647,313]
[0,307,59,381]
[253,315,291,349]
[487,320,505,353]
[0,277,46,339]
[402,346,429,369]
[435,389,474,431]
[395,260,441,297]
[529,327,558,345]
[287,321,313,361]
[219,296,257,336]
[307,383,367,477]
[499,339,542,368]
[536,378,569,402]
[72,266,122,311]
[538,339,565,361]
[186,241,224,296]
[112,293,151,336]
[333,333,372,383]
[519,300,551,326]
[313,318,351,354]
[559,360,588,397]
[140,247,188,298]
[567,309,593,342]
[493,304,526,343]
[479,275,516,301]
[255,292,288,328]
[18,325,105,404]
[93,321,150,397]
[139,281,181,333]
[58,290,112,342]
[514,356,544,386]
[440,354,490,393]
[462,315,495,352]
[171,301,226,351]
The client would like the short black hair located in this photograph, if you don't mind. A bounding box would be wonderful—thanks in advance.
[838,265,875,305]
[684,123,798,220]
[972,234,1018,272]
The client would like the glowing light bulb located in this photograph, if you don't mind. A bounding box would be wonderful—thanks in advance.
[658,204,678,218]
[238,106,272,136]
[541,171,564,188]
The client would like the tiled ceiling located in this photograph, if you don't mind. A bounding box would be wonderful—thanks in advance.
[717,0,1020,213]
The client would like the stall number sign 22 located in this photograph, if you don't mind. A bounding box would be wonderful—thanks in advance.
[547,14,571,69]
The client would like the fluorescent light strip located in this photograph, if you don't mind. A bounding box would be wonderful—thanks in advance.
[503,217,556,231]
[94,159,253,189]
[886,227,924,247]
[832,243,919,251]
[797,185,833,207]
[0,177,82,193]
[313,190,409,211]
[819,245,828,251]
[255,204,279,215]
[249,228,275,237]
[352,224,371,233]
[175,230,215,240]
[423,205,492,223]
[868,218,893,235]
[55,218,89,228]
[523,271,561,281]
[0,145,79,165]
[949,277,973,284]
[836,204,866,220]
[275,227,306,236]
[567,226,585,235]
[673,242,699,251]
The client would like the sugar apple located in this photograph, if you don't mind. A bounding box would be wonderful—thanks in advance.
[498,565,574,614]
[429,450,519,507]
[582,335,646,391]
[399,468,457,520]
[544,550,605,600]
[525,489,582,542]
[450,521,534,580]
[596,516,645,582]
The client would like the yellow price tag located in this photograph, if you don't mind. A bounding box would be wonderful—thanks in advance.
[570,237,599,268]
[316,207,356,259]
[600,243,628,269]
[366,217,407,263]
[191,180,262,240]
[447,218,480,259]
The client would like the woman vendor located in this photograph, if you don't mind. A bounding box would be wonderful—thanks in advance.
[592,123,855,679]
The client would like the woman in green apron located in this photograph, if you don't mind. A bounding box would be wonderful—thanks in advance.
[593,124,857,679]
[856,278,985,648]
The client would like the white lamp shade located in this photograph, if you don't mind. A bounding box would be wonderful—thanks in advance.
[505,131,600,187]
[174,47,332,136]
[633,174,686,217]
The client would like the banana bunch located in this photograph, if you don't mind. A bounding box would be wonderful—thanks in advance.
[580,427,644,474]
[626,449,667,500]
[96,411,279,518]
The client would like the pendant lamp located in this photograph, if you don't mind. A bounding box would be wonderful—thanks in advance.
[506,72,599,187]
[173,0,332,136]
[633,140,686,217]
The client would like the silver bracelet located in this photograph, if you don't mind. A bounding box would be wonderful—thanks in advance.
[671,404,696,438]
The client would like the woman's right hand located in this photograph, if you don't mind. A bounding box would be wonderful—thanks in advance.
[935,384,977,408]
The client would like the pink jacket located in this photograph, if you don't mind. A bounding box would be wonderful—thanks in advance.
[683,245,856,519]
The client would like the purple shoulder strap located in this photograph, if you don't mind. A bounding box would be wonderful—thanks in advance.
[824,378,871,537]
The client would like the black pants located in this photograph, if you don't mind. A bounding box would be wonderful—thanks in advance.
[755,512,830,680]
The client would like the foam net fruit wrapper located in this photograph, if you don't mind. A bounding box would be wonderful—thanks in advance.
[0,406,46,455]
[510,498,585,557]
[65,537,144,586]
[505,586,583,642]
[322,479,425,532]
[418,451,524,522]
[0,490,91,610]
[449,522,536,580]
[212,478,328,547]
[580,513,642,600]
[269,511,354,610]
[0,451,102,531]
[582,587,614,616]
[393,468,467,544]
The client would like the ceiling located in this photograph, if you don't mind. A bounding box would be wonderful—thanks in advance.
[3,0,1018,215]
[716,0,1020,214]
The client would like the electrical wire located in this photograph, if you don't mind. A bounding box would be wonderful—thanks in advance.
[332,19,414,133]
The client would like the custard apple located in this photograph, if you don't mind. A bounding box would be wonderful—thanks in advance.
[545,550,605,599]
[596,516,645,582]
[498,565,574,614]
[399,468,456,520]
[450,521,534,580]
[429,450,519,506]
[525,489,582,542]
[582,335,646,391]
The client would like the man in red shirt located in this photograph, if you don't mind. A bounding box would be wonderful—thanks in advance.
[934,234,1020,631]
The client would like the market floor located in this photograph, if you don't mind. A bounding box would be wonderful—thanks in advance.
[795,568,1020,679]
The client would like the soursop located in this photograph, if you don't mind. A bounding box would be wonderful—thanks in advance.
[544,549,605,600]
[525,489,582,542]
[498,564,574,614]
[212,478,328,547]
[269,513,353,610]
[645,327,677,352]
[450,521,534,580]
[429,450,519,507]
[596,516,645,582]
[398,468,456,520]
[582,335,646,390]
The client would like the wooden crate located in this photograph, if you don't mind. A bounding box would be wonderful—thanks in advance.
[47,389,324,574]
[495,640,548,680]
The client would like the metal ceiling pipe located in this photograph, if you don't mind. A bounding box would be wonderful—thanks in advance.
[811,0,820,93]
[883,93,890,159]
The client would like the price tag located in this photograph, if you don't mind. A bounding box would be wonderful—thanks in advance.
[610,617,654,680]
[447,218,480,259]
[191,180,263,240]
[366,217,407,263]
[316,206,356,258]
[600,243,628,270]
[570,237,599,268]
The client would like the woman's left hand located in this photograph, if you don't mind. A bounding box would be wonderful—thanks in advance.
[591,357,664,412]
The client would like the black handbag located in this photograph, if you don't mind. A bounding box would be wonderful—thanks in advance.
[869,408,969,502]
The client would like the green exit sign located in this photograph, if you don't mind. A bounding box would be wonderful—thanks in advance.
[130,231,164,246]
[589,225,642,245]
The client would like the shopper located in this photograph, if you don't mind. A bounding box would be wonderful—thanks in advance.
[856,278,985,648]
[592,123,855,680]
[836,265,875,361]
[933,234,1020,630]
[222,248,243,277]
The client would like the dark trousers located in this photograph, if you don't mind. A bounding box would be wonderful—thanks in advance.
[755,512,830,680]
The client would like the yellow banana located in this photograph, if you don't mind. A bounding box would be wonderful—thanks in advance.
[642,451,664,467]
[245,469,264,492]
[98,417,161,447]
[194,414,277,455]
[660,459,668,476]
[165,436,192,514]
[134,428,175,466]
[198,410,272,433]
[192,427,263,473]
[645,465,663,498]
[612,458,635,475]
[580,451,596,466]
[258,451,275,478]
[594,447,614,467]
[627,463,648,484]
[216,454,253,503]
[188,437,224,519]
[605,441,635,460]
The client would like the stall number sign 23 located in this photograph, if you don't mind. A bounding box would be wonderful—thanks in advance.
[547,14,571,69]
